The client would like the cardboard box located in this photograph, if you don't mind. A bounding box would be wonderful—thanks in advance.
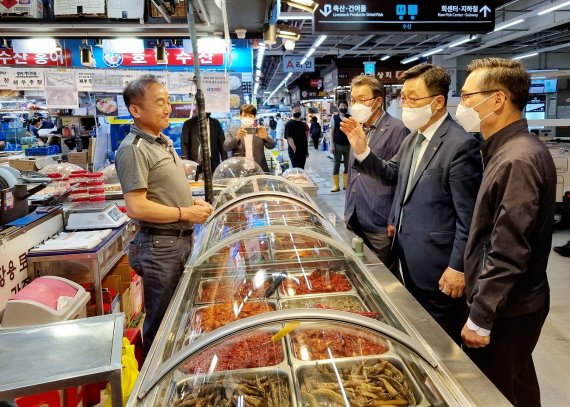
[9,159,38,171]
[148,0,187,18]
[67,151,89,165]
[54,0,105,15]
[0,0,43,18]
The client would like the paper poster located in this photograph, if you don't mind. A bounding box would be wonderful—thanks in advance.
[45,89,79,109]
[168,71,196,95]
[203,72,230,113]
[45,70,76,89]
[94,93,119,116]
[0,67,11,90]
[9,68,45,90]
[75,69,98,92]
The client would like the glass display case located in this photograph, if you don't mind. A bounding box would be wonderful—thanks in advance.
[127,176,510,407]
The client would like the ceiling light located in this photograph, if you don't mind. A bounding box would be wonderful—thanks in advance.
[277,24,301,41]
[235,28,247,39]
[314,35,327,48]
[380,55,390,61]
[422,48,443,57]
[513,52,539,60]
[284,39,296,51]
[279,11,313,20]
[401,56,419,64]
[287,0,318,13]
[493,19,524,32]
[448,37,472,48]
[537,0,570,15]
[103,38,144,54]
[305,47,316,58]
[12,38,57,54]
[299,57,308,64]
[263,23,277,45]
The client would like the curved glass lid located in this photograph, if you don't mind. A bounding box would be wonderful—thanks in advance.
[213,175,313,211]
[139,311,457,407]
[201,196,329,249]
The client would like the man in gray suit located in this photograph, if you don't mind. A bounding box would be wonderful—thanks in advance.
[341,64,483,344]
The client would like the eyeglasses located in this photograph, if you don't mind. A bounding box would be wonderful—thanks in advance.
[398,94,438,107]
[460,90,499,102]
[349,96,377,105]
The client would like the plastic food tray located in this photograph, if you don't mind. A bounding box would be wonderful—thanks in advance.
[279,270,355,297]
[195,276,275,304]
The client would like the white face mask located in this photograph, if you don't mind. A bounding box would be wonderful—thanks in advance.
[350,99,379,124]
[241,117,255,128]
[455,93,495,133]
[402,98,437,131]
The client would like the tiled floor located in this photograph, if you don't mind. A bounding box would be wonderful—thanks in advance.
[298,145,570,406]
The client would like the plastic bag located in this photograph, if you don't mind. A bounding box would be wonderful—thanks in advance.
[104,337,140,406]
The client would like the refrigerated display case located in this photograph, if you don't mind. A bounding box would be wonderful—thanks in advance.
[128,176,510,407]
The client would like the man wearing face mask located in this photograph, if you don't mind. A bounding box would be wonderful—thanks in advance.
[181,110,227,172]
[458,58,555,406]
[341,65,482,345]
[284,105,309,169]
[341,75,408,272]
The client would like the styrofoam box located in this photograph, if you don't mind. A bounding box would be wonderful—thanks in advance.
[54,0,105,16]
[107,0,144,19]
[0,0,43,18]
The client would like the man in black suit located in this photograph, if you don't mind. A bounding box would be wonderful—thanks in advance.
[181,112,227,171]
[341,64,483,344]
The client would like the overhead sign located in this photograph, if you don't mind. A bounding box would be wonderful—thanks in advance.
[0,49,72,67]
[363,61,376,76]
[101,48,224,68]
[315,1,495,33]
[283,56,315,73]
[323,69,339,92]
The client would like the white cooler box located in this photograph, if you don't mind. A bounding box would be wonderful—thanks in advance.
[1,276,90,328]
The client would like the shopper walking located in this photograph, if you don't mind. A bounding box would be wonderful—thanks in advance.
[275,113,285,151]
[330,101,351,192]
[116,75,213,358]
[458,58,555,407]
[285,105,309,169]
[268,115,277,140]
[223,104,275,172]
[309,116,321,150]
[340,75,408,272]
[181,111,227,172]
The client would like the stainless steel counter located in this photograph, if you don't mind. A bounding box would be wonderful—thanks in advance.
[315,197,511,407]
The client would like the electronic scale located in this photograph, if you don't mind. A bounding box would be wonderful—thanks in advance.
[66,201,128,230]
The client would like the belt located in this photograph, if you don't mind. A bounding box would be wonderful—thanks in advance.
[139,227,193,237]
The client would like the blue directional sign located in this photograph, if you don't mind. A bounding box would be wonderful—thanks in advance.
[315,0,495,33]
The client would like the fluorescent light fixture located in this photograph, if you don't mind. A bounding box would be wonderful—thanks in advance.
[380,55,390,61]
[299,57,307,64]
[286,73,293,80]
[277,24,301,41]
[401,56,419,64]
[279,11,313,20]
[448,37,472,48]
[103,38,144,54]
[256,69,262,76]
[538,0,570,15]
[305,47,316,58]
[264,91,270,94]
[314,35,327,48]
[513,52,539,60]
[287,0,318,13]
[197,37,227,54]
[422,48,443,57]
[12,38,57,54]
[493,19,525,32]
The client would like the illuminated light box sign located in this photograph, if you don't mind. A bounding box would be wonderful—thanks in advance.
[100,48,225,68]
[0,49,72,67]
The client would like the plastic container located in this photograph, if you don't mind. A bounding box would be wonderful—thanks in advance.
[69,172,87,185]
[70,188,89,202]
[81,180,105,188]
[61,176,70,191]
[89,187,105,200]
[47,173,64,195]
[88,196,106,202]
[85,172,104,183]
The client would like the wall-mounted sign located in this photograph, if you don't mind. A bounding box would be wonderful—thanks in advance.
[9,68,45,90]
[0,49,72,67]
[101,48,224,68]
[283,56,315,73]
[314,1,494,33]
[323,69,339,92]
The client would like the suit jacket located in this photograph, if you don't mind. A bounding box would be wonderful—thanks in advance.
[344,112,409,233]
[181,117,227,171]
[223,128,276,173]
[376,115,483,290]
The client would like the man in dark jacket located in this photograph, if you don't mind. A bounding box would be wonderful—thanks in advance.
[181,112,227,172]
[458,58,556,407]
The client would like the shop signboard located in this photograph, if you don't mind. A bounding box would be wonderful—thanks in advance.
[9,68,45,90]
[363,61,376,76]
[75,69,98,92]
[323,69,339,92]
[283,56,315,73]
[314,0,495,33]
[0,49,72,67]
[290,87,301,105]
[99,48,224,68]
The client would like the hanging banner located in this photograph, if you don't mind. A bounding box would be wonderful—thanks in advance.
[0,49,72,67]
[9,68,45,90]
[282,56,315,73]
[203,72,230,113]
[168,71,196,95]
[0,67,11,90]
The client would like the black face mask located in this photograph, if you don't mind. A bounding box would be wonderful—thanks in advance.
[293,112,302,118]
[339,107,348,114]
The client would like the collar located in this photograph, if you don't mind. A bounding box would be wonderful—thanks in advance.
[420,112,448,142]
[364,110,386,132]
[131,125,171,146]
[481,119,529,165]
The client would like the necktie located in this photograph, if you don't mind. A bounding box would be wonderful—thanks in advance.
[404,133,425,200]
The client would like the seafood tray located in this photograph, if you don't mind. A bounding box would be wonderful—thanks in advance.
[295,356,426,406]
[171,368,295,407]
[196,275,275,303]
[179,327,287,374]
[203,247,271,265]
[270,235,328,251]
[280,269,355,297]
[188,300,276,335]
[287,325,390,362]
[273,247,336,261]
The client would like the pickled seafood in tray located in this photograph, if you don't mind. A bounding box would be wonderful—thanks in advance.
[175,372,291,406]
[281,295,366,313]
[191,302,275,333]
[299,359,418,406]
[198,278,273,302]
[291,327,389,361]
[281,269,352,296]
[179,331,284,373]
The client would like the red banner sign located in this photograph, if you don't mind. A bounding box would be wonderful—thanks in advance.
[0,49,72,66]
[103,48,225,67]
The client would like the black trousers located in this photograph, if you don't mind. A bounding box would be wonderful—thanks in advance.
[348,213,397,274]
[463,302,549,407]
[398,244,468,345]
[288,146,307,169]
